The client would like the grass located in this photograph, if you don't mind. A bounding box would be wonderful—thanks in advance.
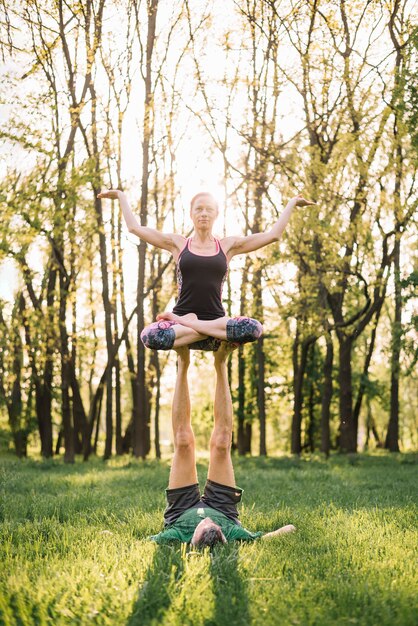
[0,452,417,626]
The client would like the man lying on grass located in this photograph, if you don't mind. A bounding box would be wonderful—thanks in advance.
[150,344,295,548]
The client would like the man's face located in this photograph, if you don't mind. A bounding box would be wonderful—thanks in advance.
[191,516,227,546]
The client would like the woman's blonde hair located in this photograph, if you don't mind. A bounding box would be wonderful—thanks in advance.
[190,192,218,210]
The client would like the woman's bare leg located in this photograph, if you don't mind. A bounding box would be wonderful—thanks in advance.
[171,325,208,347]
[168,347,198,488]
[158,311,229,341]
[170,313,209,348]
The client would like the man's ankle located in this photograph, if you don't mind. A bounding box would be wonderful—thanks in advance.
[214,360,227,373]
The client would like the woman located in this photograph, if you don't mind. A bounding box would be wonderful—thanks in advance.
[97,189,315,351]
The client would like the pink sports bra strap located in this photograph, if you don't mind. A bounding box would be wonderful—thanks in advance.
[187,237,220,253]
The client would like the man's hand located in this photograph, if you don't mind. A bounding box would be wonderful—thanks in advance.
[261,524,296,540]
[97,189,122,200]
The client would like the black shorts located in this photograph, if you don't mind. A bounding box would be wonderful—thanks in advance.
[164,480,243,527]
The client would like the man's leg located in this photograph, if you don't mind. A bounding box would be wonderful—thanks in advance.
[207,343,236,487]
[168,347,198,489]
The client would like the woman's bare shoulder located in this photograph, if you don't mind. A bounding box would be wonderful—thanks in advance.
[171,233,187,250]
[219,235,238,253]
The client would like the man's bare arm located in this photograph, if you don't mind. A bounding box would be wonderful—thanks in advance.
[261,524,296,540]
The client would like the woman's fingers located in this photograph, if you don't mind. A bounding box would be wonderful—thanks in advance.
[97,189,120,199]
[295,195,316,207]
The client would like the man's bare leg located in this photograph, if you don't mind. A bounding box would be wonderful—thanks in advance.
[207,342,236,486]
[168,347,198,488]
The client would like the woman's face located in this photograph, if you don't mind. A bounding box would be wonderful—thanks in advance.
[190,194,218,231]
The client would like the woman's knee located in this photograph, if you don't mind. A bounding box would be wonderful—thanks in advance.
[141,320,176,350]
[226,316,263,345]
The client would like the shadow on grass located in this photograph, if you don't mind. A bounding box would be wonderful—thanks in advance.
[208,544,251,626]
[126,543,251,626]
[126,545,185,626]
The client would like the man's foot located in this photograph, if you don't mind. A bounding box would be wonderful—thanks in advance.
[157,312,198,326]
[174,345,190,365]
[214,341,238,365]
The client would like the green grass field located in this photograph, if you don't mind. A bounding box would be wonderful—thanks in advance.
[0,452,417,626]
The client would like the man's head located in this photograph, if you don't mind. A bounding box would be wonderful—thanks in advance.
[191,517,227,549]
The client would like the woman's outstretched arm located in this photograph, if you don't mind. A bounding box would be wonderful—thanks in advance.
[222,194,315,259]
[98,189,185,255]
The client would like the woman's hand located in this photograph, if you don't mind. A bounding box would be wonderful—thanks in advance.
[292,194,316,207]
[97,189,122,200]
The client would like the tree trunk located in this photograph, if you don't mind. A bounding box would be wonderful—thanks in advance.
[88,69,114,460]
[91,187,113,461]
[115,357,123,455]
[237,255,251,455]
[337,334,356,452]
[9,297,26,457]
[257,333,266,456]
[252,267,266,456]
[149,264,162,459]
[93,392,104,455]
[55,430,63,455]
[70,363,87,454]
[320,333,333,455]
[104,374,113,460]
[306,344,315,452]
[153,351,161,459]
[59,270,74,464]
[133,0,158,459]
[120,243,137,454]
[385,233,401,451]
[385,58,404,451]
[353,314,380,433]
[365,396,383,450]
[33,266,57,458]
[135,241,150,459]
[243,423,252,456]
[83,377,106,460]
[291,327,312,454]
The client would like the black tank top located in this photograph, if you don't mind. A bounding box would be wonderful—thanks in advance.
[172,238,228,320]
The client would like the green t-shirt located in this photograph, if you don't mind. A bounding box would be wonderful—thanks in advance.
[150,506,263,544]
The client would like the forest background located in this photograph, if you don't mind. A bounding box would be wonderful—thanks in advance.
[0,0,417,462]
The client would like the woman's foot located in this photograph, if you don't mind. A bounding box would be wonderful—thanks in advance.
[157,312,198,326]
